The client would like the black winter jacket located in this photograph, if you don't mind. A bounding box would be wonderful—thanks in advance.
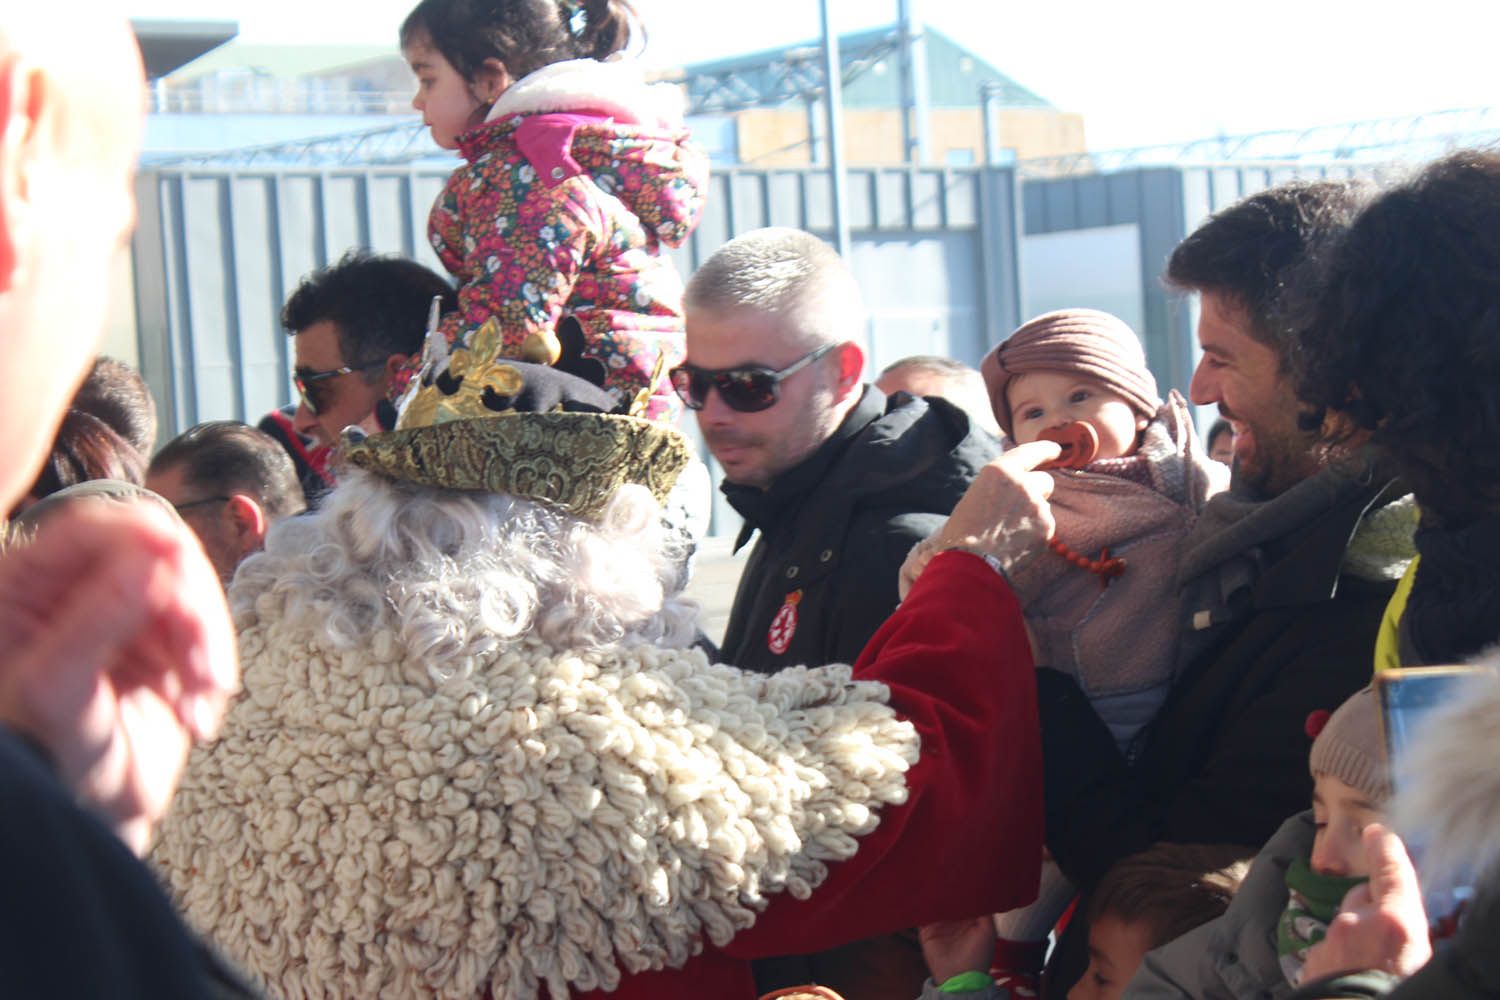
[0,728,259,999]
[1041,470,1406,997]
[1401,514,1500,665]
[718,387,999,674]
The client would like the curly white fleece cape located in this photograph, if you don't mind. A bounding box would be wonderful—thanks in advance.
[151,614,919,999]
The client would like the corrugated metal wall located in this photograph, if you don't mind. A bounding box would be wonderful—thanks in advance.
[132,168,451,433]
[129,160,1372,539]
[128,159,1374,537]
[133,160,1367,440]
[1022,162,1362,397]
[131,163,1025,439]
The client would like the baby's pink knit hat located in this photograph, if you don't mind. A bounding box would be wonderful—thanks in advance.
[981,309,1161,440]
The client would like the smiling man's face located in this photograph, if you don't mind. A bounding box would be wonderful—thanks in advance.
[1188,291,1320,499]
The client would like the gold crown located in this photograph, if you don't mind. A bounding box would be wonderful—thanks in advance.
[342,318,690,520]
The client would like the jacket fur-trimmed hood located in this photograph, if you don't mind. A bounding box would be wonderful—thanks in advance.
[486,58,685,128]
[151,617,918,999]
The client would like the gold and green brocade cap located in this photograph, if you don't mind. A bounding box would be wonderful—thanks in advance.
[342,317,690,520]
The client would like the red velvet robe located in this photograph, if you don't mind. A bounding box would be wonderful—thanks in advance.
[574,551,1045,998]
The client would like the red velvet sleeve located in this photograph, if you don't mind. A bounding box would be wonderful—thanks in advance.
[724,550,1044,957]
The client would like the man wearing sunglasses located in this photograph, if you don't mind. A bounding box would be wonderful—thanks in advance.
[275,249,456,454]
[679,228,1000,1000]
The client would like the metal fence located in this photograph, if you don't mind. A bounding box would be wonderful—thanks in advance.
[129,158,1362,534]
[131,162,1025,438]
[1022,161,1364,394]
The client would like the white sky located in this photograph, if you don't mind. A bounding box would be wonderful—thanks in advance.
[131,0,1500,150]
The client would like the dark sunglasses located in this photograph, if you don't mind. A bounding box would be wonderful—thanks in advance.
[294,361,385,416]
[669,342,838,413]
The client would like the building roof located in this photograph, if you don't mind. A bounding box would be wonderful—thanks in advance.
[681,24,1052,112]
[130,19,238,81]
[161,41,400,83]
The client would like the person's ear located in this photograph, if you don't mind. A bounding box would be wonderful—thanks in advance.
[0,57,46,295]
[471,58,512,105]
[223,493,268,556]
[832,341,865,400]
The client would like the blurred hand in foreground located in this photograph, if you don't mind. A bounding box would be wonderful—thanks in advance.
[0,500,238,854]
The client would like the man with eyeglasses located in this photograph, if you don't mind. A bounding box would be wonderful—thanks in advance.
[260,250,456,502]
[147,421,307,584]
[678,227,999,1000]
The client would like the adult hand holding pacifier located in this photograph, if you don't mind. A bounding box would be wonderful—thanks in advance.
[899,439,1061,598]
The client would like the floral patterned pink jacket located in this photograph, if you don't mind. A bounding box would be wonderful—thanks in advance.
[426,59,709,420]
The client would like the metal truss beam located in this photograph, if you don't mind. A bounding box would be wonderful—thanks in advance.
[145,32,906,169]
[144,120,443,169]
[673,33,903,114]
[146,95,1500,174]
[1019,107,1500,177]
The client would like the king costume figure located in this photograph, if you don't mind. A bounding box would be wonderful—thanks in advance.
[151,328,1049,999]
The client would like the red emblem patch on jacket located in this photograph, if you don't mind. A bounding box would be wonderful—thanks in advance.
[767,589,803,655]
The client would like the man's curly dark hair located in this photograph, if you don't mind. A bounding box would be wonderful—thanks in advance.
[1294,150,1500,526]
[1165,178,1373,357]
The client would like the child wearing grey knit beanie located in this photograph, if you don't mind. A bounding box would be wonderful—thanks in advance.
[1279,685,1391,985]
[1044,688,1392,1000]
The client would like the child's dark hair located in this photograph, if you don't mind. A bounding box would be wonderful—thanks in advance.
[401,0,637,82]
[1088,842,1254,949]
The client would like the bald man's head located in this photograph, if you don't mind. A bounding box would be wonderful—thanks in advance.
[0,15,145,511]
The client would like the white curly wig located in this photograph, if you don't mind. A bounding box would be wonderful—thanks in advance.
[230,468,700,673]
[156,468,920,999]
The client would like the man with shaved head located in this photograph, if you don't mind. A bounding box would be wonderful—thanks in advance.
[680,228,1000,997]
[0,14,246,995]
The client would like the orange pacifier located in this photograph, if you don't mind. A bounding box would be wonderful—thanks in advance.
[1033,421,1126,585]
[1036,421,1099,470]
